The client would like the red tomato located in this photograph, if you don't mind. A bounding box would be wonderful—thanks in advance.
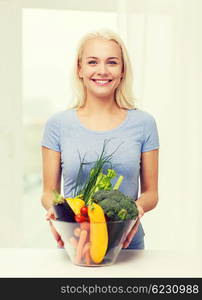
[80,206,88,216]
[74,214,86,223]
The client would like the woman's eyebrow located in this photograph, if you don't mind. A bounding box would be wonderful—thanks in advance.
[86,56,120,60]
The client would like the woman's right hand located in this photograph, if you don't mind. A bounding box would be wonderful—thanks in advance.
[45,207,64,248]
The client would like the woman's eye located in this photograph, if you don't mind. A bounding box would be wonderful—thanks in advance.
[108,61,117,64]
[88,61,117,65]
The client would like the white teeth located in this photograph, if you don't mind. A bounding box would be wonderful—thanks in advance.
[93,80,111,84]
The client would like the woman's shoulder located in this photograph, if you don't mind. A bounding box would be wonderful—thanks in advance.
[45,108,74,124]
[129,108,157,123]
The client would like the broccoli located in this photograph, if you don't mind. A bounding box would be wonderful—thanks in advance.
[92,190,139,221]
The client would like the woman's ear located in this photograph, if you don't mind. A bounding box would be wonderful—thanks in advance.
[78,61,83,79]
[78,69,83,79]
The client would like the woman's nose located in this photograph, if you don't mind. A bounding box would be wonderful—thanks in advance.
[97,63,109,75]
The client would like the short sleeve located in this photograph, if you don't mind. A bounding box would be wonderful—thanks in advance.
[41,113,61,152]
[141,115,160,152]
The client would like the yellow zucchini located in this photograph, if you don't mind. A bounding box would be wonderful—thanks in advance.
[88,203,108,263]
[65,197,85,215]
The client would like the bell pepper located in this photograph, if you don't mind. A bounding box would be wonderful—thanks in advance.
[65,197,85,215]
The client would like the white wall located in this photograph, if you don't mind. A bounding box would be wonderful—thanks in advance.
[0,0,23,247]
[124,0,202,250]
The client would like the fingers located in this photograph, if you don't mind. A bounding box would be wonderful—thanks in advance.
[122,218,140,249]
[49,220,64,248]
[57,238,64,248]
[122,203,144,249]
[45,207,64,248]
[136,203,144,218]
[49,220,58,239]
[46,207,56,221]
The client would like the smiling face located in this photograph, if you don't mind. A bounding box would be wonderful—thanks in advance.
[78,38,124,101]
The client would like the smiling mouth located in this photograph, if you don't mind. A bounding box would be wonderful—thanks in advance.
[91,79,112,86]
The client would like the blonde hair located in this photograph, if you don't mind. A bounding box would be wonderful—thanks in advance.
[68,28,136,109]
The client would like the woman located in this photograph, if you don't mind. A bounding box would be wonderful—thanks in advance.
[41,29,159,250]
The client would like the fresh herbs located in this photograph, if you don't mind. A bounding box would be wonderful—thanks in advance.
[73,138,124,205]
[52,190,65,205]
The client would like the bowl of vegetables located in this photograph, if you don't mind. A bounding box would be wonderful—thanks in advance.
[50,139,139,267]
[52,218,137,267]
[52,189,138,267]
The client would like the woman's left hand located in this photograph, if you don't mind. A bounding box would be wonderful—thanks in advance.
[122,203,144,249]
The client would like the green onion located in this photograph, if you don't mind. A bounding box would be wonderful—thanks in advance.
[73,138,124,205]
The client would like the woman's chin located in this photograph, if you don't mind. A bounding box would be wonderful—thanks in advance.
[89,89,115,99]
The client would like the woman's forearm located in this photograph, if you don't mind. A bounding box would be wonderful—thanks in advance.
[41,191,55,210]
[136,191,158,213]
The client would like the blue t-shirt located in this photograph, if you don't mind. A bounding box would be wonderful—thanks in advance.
[41,108,160,248]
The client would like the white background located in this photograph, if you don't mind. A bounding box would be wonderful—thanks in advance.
[0,0,201,251]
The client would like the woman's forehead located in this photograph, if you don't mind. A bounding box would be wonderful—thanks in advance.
[82,38,122,58]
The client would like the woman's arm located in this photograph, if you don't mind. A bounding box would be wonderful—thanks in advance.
[122,149,159,248]
[41,146,64,247]
[136,149,159,213]
[41,146,62,210]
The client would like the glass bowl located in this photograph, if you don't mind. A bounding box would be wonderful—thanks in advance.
[51,218,138,267]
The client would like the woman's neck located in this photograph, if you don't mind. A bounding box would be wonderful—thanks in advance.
[79,95,121,116]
